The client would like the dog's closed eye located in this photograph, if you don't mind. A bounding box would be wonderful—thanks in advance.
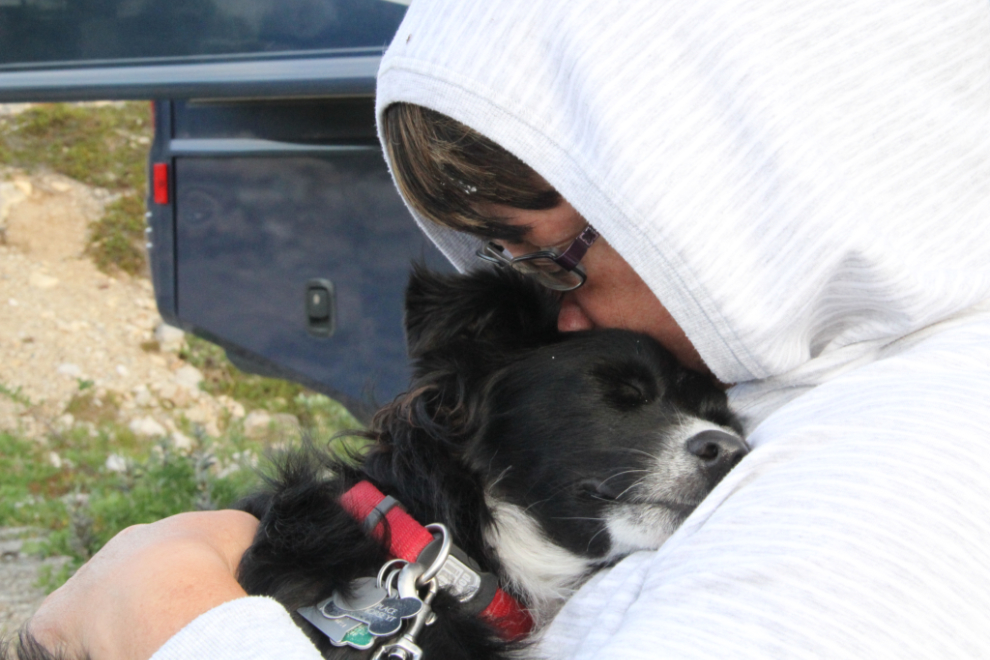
[593,362,658,410]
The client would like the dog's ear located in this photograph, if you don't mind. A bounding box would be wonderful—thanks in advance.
[404,264,560,361]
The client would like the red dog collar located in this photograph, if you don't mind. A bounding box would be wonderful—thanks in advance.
[340,481,533,640]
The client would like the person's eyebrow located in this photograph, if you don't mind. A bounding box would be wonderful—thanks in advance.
[473,219,531,242]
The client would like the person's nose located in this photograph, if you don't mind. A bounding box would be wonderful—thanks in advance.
[557,294,594,332]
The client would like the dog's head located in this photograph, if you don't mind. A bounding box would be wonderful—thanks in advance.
[472,329,745,562]
[370,266,746,607]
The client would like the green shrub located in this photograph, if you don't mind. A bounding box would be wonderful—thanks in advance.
[87,192,148,276]
[0,102,150,190]
[1,398,363,592]
[179,335,361,431]
[2,425,269,590]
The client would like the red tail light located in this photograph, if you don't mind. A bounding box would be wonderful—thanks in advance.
[153,162,169,205]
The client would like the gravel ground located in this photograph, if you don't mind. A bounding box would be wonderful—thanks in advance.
[0,163,252,634]
[0,99,317,636]
[0,166,247,439]
[0,528,69,637]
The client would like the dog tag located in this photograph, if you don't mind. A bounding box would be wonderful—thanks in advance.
[297,605,363,646]
[322,596,424,637]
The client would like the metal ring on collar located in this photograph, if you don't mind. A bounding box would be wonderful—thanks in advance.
[420,523,451,584]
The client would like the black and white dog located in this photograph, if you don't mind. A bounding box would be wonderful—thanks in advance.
[4,267,746,660]
[233,267,747,658]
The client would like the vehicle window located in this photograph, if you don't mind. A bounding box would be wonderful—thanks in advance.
[0,0,408,69]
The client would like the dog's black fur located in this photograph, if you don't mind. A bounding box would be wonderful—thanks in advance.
[3,267,746,660]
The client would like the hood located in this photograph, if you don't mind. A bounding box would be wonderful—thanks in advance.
[376,0,990,392]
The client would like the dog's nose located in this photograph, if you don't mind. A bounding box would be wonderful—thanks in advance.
[686,430,748,475]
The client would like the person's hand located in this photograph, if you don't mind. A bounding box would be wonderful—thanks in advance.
[27,510,259,660]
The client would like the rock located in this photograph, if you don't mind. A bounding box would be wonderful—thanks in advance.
[243,410,272,438]
[129,416,166,437]
[183,404,210,423]
[272,413,301,436]
[184,404,220,437]
[215,462,241,479]
[217,395,246,420]
[170,431,194,453]
[154,322,186,352]
[13,177,32,196]
[0,103,33,117]
[0,540,23,560]
[244,410,301,439]
[174,365,203,390]
[28,272,59,289]
[55,413,74,431]
[62,492,89,508]
[0,178,30,226]
[132,384,153,407]
[105,453,128,473]
[56,363,82,378]
[48,452,62,469]
[116,365,129,377]
[158,382,191,408]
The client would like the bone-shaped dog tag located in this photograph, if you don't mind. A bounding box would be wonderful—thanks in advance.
[298,577,388,650]
[297,606,371,648]
[322,596,423,638]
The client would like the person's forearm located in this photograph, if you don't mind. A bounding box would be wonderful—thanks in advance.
[26,511,258,660]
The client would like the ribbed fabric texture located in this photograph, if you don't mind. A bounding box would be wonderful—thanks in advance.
[376,0,990,395]
[149,597,321,660]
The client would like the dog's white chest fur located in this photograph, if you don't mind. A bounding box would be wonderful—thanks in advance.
[485,496,595,625]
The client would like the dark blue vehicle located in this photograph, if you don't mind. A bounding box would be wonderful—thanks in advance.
[0,0,452,422]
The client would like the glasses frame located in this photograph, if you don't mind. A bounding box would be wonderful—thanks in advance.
[476,225,599,292]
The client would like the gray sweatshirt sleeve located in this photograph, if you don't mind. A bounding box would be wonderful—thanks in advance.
[535,315,990,658]
[150,597,322,660]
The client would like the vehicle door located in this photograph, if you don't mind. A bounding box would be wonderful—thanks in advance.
[0,0,452,422]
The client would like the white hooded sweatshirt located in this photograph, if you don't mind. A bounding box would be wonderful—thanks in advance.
[153,1,990,658]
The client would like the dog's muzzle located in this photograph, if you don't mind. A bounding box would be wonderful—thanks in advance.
[686,429,748,482]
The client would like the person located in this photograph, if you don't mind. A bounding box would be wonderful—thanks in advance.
[21,0,990,657]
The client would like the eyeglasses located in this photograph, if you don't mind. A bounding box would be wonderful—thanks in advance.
[476,225,599,291]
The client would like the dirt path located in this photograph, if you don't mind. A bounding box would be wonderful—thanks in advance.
[0,164,247,635]
[0,166,246,440]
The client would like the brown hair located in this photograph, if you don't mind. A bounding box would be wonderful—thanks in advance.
[381,103,561,242]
